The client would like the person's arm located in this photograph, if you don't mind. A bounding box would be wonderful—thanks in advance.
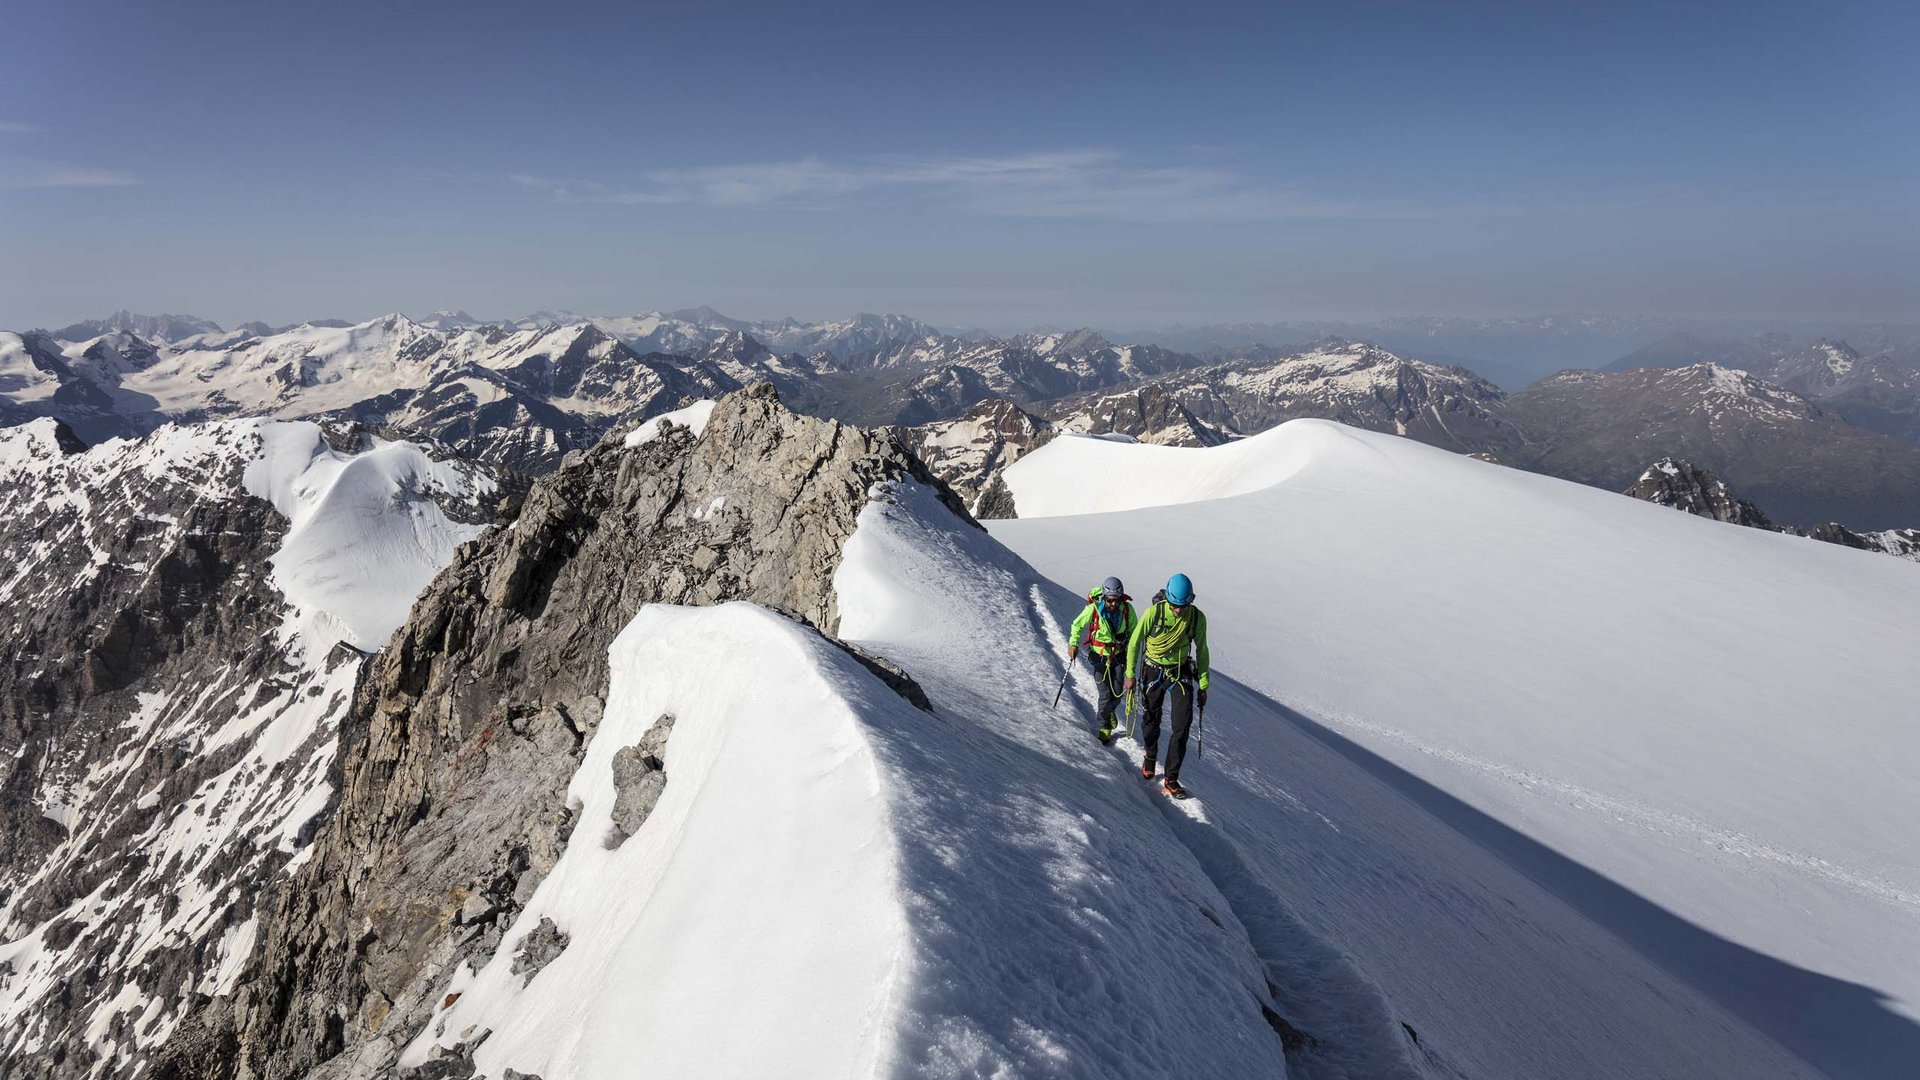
[1194,610,1210,692]
[1125,604,1150,688]
[1067,603,1093,658]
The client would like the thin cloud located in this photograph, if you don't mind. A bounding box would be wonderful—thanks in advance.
[512,150,1375,222]
[0,121,38,134]
[509,150,1717,224]
[0,163,141,188]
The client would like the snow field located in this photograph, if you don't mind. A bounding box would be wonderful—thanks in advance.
[994,419,1920,1078]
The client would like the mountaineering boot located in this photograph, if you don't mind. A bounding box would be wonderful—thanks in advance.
[1140,758,1155,780]
[1162,778,1190,800]
[1096,724,1117,745]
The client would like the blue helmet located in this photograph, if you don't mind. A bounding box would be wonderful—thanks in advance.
[1101,576,1125,598]
[1166,573,1194,606]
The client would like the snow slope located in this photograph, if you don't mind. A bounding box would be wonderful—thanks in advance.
[411,482,1315,1078]
[992,420,1920,1079]
[244,421,493,655]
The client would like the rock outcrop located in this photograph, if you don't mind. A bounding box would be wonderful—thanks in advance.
[1623,458,1776,527]
[177,384,967,1078]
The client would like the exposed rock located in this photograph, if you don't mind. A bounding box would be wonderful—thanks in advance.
[833,641,934,713]
[509,918,570,987]
[974,474,1018,520]
[1623,458,1776,527]
[605,715,675,848]
[188,384,972,1079]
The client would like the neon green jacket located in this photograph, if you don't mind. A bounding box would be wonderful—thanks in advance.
[1070,589,1137,655]
[1127,600,1210,690]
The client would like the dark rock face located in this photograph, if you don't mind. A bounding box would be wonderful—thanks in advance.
[973,474,1019,520]
[1623,458,1776,528]
[186,385,970,1079]
[0,418,497,1078]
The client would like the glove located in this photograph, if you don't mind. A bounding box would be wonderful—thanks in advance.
[1198,688,1208,707]
[1067,645,1078,661]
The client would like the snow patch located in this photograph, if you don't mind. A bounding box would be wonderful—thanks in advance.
[623,398,716,447]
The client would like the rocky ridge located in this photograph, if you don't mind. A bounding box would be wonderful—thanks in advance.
[162,384,962,1079]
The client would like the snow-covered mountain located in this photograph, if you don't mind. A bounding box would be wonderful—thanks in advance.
[5,386,1917,1078]
[0,417,498,1074]
[993,422,1920,1080]
[1041,339,1528,460]
[1509,362,1920,528]
[567,308,961,369]
[1,317,739,470]
[1046,383,1239,446]
[50,310,224,344]
[877,331,1208,425]
[889,397,1055,518]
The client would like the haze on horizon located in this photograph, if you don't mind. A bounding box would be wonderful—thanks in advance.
[3,0,1914,332]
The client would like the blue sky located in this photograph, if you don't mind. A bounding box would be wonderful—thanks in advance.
[2,0,1914,329]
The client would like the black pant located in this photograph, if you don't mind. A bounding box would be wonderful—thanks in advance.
[1085,647,1124,730]
[1140,660,1196,781]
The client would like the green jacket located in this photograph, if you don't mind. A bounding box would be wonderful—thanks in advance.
[1069,589,1137,655]
[1127,600,1210,690]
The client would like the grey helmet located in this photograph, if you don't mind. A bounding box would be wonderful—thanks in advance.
[1101,576,1125,598]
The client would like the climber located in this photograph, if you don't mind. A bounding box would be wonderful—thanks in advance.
[1066,576,1137,744]
[1125,572,1210,799]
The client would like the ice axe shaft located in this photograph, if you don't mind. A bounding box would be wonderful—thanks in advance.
[1051,664,1071,709]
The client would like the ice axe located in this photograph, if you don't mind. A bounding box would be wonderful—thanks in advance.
[1051,664,1071,709]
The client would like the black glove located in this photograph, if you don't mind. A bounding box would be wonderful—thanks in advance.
[1197,688,1208,707]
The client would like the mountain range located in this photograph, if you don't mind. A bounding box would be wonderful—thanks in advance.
[9,307,1920,529]
[6,385,1915,1078]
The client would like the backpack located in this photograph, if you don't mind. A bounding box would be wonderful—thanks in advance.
[1081,590,1133,649]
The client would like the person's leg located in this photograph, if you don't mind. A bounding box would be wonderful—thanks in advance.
[1164,677,1195,783]
[1140,673,1167,768]
[1092,650,1119,731]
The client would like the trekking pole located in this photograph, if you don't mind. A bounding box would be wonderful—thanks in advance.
[1051,664,1071,709]
[1196,693,1205,759]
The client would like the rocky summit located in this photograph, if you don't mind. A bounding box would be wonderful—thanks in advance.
[138,384,961,1079]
